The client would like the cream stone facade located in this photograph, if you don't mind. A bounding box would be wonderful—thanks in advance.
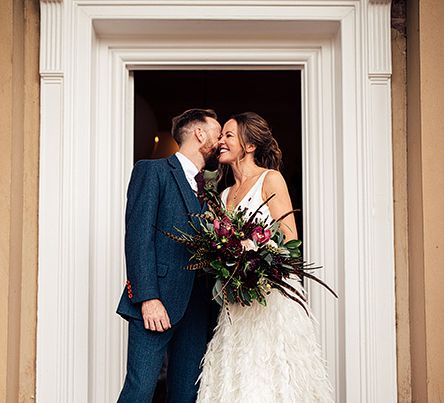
[0,0,443,402]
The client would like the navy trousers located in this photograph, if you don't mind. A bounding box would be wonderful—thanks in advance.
[117,278,218,403]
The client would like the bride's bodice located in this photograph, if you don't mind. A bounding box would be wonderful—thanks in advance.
[221,170,271,221]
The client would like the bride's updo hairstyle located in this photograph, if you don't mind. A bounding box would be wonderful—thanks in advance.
[231,112,282,171]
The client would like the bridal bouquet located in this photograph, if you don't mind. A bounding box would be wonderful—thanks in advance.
[159,188,337,313]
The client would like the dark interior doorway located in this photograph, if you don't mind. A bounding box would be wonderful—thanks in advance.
[133,69,302,401]
[134,69,303,230]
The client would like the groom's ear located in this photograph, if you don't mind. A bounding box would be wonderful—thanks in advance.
[194,126,205,143]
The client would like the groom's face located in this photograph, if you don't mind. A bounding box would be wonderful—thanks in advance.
[199,117,222,168]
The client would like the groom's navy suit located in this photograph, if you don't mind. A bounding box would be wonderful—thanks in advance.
[116,155,216,403]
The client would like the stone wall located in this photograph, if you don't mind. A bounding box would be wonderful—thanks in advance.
[390,0,411,401]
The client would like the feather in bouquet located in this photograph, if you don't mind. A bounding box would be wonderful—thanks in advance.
[158,187,337,316]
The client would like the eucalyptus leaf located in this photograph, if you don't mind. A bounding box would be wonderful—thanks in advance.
[285,239,302,249]
[221,268,230,278]
[290,250,301,258]
[210,260,224,270]
[264,254,273,265]
[212,280,224,306]
[226,286,236,303]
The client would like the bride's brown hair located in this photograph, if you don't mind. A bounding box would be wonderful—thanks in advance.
[231,112,282,170]
[217,112,282,188]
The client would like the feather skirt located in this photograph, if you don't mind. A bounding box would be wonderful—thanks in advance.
[197,281,334,403]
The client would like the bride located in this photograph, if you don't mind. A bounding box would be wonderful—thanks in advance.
[197,112,334,403]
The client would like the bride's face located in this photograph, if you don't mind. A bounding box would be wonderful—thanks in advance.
[218,119,244,164]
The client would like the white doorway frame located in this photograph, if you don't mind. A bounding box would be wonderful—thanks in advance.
[38,1,396,402]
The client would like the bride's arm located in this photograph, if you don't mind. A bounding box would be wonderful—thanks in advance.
[262,170,299,241]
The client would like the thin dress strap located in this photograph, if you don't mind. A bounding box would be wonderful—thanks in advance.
[244,170,270,207]
[220,187,230,206]
[253,170,270,196]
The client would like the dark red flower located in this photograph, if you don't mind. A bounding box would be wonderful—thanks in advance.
[243,271,259,289]
[238,251,261,289]
[213,216,235,238]
[222,237,242,258]
[251,226,271,244]
[271,268,282,280]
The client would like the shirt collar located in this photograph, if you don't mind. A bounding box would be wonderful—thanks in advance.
[175,152,200,179]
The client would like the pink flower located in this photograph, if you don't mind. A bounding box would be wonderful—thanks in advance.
[251,226,271,244]
[213,217,234,238]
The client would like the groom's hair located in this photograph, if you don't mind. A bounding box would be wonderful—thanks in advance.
[171,108,217,145]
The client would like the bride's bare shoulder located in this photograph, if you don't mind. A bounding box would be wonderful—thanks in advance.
[264,169,286,185]
[263,170,289,197]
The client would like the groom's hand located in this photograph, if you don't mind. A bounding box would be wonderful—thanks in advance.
[141,299,171,332]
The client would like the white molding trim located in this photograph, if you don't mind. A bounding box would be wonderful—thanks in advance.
[37,1,65,400]
[367,1,392,75]
[40,1,63,74]
[37,1,396,402]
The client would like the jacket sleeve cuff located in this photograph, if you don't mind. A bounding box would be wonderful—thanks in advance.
[131,288,161,304]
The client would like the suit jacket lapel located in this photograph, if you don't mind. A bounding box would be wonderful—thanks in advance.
[168,154,201,214]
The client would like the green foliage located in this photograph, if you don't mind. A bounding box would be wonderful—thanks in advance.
[159,187,336,312]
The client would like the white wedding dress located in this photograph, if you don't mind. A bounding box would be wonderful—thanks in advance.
[197,171,334,403]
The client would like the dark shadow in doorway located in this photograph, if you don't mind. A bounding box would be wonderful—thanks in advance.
[133,69,303,402]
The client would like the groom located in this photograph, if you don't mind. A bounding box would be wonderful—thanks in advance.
[116,109,221,402]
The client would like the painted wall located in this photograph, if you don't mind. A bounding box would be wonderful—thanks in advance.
[0,0,40,401]
[407,0,444,402]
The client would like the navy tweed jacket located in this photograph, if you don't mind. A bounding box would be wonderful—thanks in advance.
[116,154,204,325]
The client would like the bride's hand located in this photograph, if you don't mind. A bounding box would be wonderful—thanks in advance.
[141,299,171,332]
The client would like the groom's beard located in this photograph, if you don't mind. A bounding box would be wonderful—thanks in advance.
[204,150,220,171]
[201,143,220,171]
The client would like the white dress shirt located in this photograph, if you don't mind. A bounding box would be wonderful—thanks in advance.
[175,152,199,192]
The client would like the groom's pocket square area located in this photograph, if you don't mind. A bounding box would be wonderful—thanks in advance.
[157,263,168,278]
